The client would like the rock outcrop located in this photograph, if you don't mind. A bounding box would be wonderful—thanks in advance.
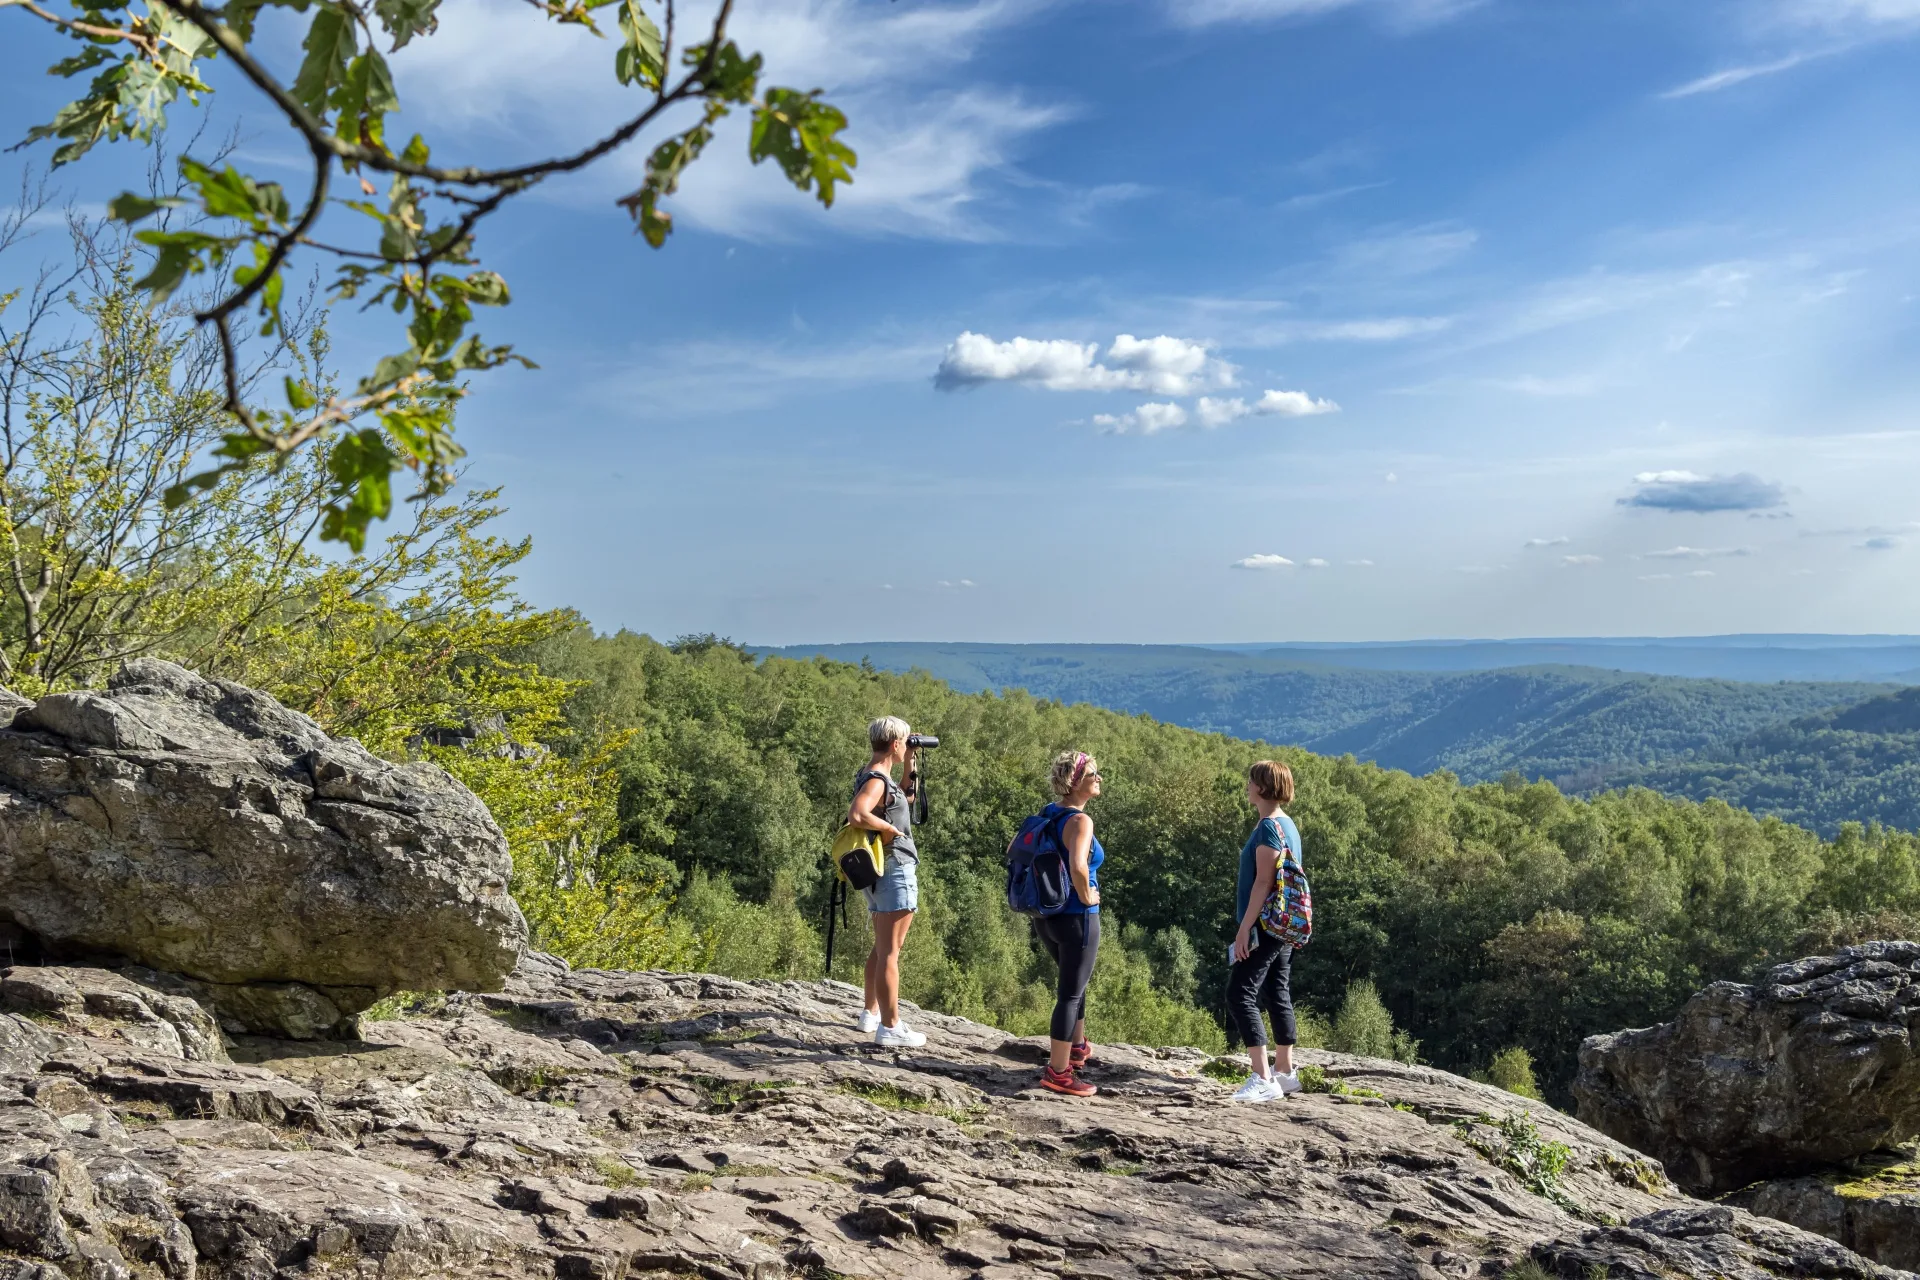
[1734,1149,1920,1273]
[1574,941,1920,1196]
[0,660,525,1034]
[0,954,1909,1280]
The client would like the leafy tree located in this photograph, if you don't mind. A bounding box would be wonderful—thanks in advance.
[8,0,856,548]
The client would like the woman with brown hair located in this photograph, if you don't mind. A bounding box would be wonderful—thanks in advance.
[1226,759,1304,1103]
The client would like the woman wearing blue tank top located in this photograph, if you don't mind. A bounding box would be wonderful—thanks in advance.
[1227,759,1303,1104]
[1031,749,1104,1098]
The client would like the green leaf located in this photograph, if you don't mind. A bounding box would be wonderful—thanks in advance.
[333,49,399,152]
[614,0,663,90]
[320,429,398,550]
[374,0,442,49]
[751,89,856,207]
[285,376,318,411]
[291,5,357,118]
[107,192,186,224]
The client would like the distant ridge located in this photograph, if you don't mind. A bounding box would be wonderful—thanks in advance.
[759,641,1892,785]
[1204,635,1920,684]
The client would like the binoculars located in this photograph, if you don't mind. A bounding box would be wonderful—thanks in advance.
[906,734,940,749]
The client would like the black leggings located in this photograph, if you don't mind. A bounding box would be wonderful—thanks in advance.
[1033,913,1101,1043]
[1226,930,1295,1048]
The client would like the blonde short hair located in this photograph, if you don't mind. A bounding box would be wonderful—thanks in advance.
[1049,749,1098,798]
[868,716,911,751]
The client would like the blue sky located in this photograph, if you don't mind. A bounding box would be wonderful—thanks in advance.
[6,0,1920,643]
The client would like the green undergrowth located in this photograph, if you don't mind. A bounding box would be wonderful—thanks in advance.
[835,1079,985,1124]
[1454,1112,1577,1213]
[359,990,448,1022]
[692,1077,795,1111]
[1200,1058,1249,1083]
[589,1155,641,1188]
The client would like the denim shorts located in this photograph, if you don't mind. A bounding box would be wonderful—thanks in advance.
[864,857,919,914]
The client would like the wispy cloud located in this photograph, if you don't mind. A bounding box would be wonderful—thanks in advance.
[1169,0,1485,32]
[1857,535,1905,550]
[1232,554,1295,570]
[1561,554,1603,566]
[1639,545,1752,560]
[1523,536,1571,549]
[386,0,1072,242]
[1661,53,1818,99]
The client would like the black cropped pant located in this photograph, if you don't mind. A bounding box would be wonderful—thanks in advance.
[1226,929,1295,1048]
[1033,912,1101,1043]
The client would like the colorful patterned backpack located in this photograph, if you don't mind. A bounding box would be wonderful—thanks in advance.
[1256,819,1313,948]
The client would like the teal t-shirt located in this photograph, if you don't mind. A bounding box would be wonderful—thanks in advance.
[1235,812,1301,922]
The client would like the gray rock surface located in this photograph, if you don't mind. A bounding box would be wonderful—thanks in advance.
[1732,1149,1920,1273]
[1574,941,1920,1195]
[0,953,1907,1280]
[0,660,525,1032]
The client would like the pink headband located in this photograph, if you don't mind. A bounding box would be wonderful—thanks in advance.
[1069,753,1090,787]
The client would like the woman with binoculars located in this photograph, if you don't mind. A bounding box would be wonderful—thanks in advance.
[846,715,936,1049]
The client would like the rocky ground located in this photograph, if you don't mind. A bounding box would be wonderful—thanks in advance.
[3,953,1911,1280]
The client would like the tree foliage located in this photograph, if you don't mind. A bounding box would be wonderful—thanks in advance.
[7,0,855,549]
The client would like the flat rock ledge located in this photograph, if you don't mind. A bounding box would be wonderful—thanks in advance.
[0,954,1909,1280]
[0,659,526,1035]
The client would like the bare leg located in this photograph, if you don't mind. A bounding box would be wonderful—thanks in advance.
[872,910,915,1025]
[863,940,881,1015]
[1249,1045,1270,1079]
[1272,1045,1294,1075]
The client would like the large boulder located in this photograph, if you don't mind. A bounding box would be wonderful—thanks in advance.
[1574,942,1920,1195]
[0,659,525,1031]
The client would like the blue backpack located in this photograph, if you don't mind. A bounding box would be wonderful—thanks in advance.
[1005,805,1074,917]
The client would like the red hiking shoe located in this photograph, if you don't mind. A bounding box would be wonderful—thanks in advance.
[1040,1066,1097,1097]
[1069,1041,1094,1069]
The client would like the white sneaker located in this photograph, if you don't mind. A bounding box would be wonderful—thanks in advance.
[874,1021,926,1049]
[1230,1076,1281,1103]
[856,1009,880,1034]
[1271,1070,1302,1096]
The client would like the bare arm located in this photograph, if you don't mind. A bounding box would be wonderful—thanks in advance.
[848,777,901,844]
[1233,843,1281,962]
[1062,813,1100,906]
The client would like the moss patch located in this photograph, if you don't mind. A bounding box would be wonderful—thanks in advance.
[1830,1148,1920,1200]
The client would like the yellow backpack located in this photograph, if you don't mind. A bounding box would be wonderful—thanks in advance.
[829,823,885,889]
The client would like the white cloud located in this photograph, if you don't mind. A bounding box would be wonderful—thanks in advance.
[1169,0,1484,31]
[1093,402,1190,435]
[384,0,1069,242]
[1385,472,1398,483]
[1661,53,1818,99]
[1688,570,1717,578]
[1347,559,1375,567]
[1193,388,1340,426]
[935,332,1235,395]
[1561,554,1603,566]
[1232,554,1295,570]
[937,578,980,587]
[1640,546,1751,560]
[1857,535,1905,550]
[1523,536,1570,549]
[1304,558,1330,569]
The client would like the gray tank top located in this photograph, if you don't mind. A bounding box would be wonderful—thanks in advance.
[852,768,916,864]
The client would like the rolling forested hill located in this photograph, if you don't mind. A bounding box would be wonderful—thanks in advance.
[1624,686,1920,837]
[764,642,1890,787]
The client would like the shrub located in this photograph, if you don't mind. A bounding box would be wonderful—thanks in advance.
[1475,1046,1544,1100]
[1330,979,1419,1063]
